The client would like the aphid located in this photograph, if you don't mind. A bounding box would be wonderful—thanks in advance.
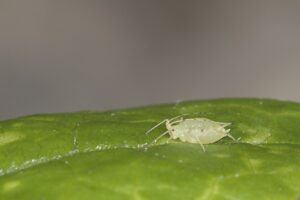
[145,115,236,151]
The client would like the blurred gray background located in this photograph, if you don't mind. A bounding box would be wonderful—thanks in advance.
[1,0,300,120]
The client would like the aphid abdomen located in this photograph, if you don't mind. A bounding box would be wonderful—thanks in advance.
[185,135,199,143]
[199,128,227,144]
[175,128,197,143]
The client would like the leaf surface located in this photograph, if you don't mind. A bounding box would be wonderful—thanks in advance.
[0,99,300,200]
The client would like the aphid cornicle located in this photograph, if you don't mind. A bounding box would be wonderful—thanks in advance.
[145,115,236,151]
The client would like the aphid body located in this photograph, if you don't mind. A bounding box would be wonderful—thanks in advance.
[146,115,235,151]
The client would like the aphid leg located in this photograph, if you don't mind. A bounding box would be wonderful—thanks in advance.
[166,137,172,143]
[145,119,167,135]
[198,141,205,152]
[225,129,237,141]
[227,134,236,141]
[151,130,169,144]
[196,136,206,152]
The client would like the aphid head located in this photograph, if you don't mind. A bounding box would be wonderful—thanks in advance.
[166,120,176,137]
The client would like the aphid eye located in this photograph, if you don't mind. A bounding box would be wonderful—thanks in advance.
[172,129,175,131]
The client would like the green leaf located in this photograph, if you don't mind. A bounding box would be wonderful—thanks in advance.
[0,99,300,200]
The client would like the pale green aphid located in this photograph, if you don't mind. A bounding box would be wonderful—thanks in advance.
[146,115,236,151]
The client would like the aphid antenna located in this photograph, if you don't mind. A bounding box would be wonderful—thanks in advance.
[169,119,184,125]
[145,114,188,135]
[168,114,189,123]
[145,119,167,135]
[151,130,169,144]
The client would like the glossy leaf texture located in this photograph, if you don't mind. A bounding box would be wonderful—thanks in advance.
[0,99,300,200]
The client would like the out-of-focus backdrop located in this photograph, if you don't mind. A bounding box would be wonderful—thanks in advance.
[1,0,300,120]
